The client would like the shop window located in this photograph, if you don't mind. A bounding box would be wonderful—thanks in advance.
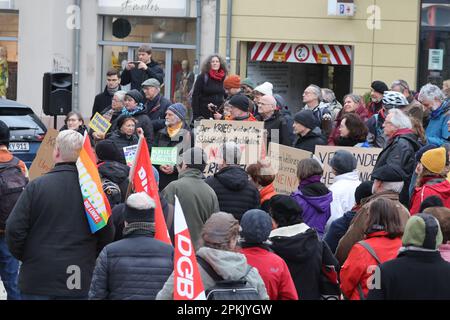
[0,12,18,100]
[103,16,196,45]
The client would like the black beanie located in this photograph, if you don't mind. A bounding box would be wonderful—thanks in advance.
[294,109,316,130]
[229,94,250,112]
[371,81,388,95]
[354,180,374,205]
[0,120,9,147]
[125,89,144,104]
[95,140,122,162]
[330,150,357,175]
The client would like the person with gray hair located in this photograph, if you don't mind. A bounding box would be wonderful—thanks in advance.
[321,88,342,121]
[302,84,332,136]
[372,108,421,206]
[89,192,174,300]
[391,79,424,123]
[161,147,219,249]
[335,163,410,265]
[121,44,164,90]
[6,129,114,300]
[205,142,260,221]
[418,83,450,146]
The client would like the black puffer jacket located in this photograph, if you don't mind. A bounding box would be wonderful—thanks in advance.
[98,161,130,203]
[269,223,340,300]
[120,60,164,90]
[292,127,327,153]
[144,94,172,133]
[257,111,292,146]
[372,132,421,206]
[191,73,226,120]
[105,130,139,165]
[89,229,174,300]
[205,166,260,221]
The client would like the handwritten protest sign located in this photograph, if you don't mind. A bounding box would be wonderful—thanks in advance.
[123,145,139,167]
[194,120,265,176]
[314,146,382,186]
[151,147,178,166]
[269,143,312,195]
[89,112,112,134]
[28,128,59,181]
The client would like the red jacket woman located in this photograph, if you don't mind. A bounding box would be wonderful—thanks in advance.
[340,198,404,300]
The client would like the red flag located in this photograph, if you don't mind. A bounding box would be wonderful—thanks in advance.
[173,195,205,300]
[131,137,172,245]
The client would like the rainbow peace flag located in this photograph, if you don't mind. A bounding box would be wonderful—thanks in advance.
[76,133,111,233]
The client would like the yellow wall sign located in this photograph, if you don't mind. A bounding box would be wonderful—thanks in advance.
[89,112,112,134]
[317,53,331,64]
[273,51,286,62]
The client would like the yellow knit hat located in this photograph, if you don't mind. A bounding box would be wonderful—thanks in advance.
[421,147,447,174]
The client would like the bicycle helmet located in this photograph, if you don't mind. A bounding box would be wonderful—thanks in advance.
[382,91,409,108]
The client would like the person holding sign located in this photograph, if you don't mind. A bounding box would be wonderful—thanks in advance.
[89,192,173,300]
[6,130,114,300]
[105,116,140,165]
[154,103,192,190]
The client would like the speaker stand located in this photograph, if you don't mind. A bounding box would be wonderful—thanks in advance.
[53,115,58,130]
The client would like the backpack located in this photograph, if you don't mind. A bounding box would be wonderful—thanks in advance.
[356,240,381,300]
[0,157,28,230]
[196,255,262,300]
[101,178,121,208]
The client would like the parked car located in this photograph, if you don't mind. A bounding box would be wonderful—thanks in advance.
[0,99,47,167]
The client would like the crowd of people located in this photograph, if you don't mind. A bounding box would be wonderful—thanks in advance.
[1,46,450,301]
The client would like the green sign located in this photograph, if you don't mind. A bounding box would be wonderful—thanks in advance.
[151,147,178,165]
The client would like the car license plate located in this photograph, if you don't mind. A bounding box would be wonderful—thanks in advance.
[8,142,30,152]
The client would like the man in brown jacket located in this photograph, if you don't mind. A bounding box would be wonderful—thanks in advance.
[335,164,411,265]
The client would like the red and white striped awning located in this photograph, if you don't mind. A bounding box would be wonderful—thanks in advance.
[250,42,352,65]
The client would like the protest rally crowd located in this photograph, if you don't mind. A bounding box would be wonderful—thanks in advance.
[2,45,450,301]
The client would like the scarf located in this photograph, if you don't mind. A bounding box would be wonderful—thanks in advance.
[391,128,414,140]
[299,175,322,189]
[121,103,144,117]
[167,122,183,138]
[123,222,155,237]
[209,68,225,81]
[107,86,120,96]
[431,99,450,119]
[260,183,276,204]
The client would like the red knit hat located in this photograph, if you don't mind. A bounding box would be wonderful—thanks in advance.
[223,75,241,89]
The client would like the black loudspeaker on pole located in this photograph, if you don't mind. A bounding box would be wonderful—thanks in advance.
[42,72,73,128]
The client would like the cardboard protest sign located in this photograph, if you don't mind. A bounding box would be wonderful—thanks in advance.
[28,128,59,181]
[314,146,382,186]
[89,112,112,134]
[123,145,139,167]
[151,147,178,166]
[269,143,312,195]
[194,120,265,176]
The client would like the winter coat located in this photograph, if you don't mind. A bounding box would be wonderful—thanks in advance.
[257,111,292,146]
[372,131,420,206]
[269,223,340,300]
[324,210,356,254]
[191,72,226,120]
[340,231,402,300]
[328,106,369,145]
[120,60,164,90]
[335,191,410,265]
[205,166,260,221]
[425,99,450,146]
[161,168,220,249]
[291,181,333,237]
[153,124,192,190]
[410,177,450,215]
[91,86,121,118]
[88,228,173,300]
[367,100,383,117]
[241,245,298,300]
[144,94,172,133]
[367,249,450,300]
[292,127,327,153]
[439,243,450,263]
[156,246,269,300]
[97,160,130,203]
[113,106,154,147]
[366,111,387,148]
[104,130,139,165]
[5,163,114,297]
[327,171,361,229]
[280,107,297,144]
